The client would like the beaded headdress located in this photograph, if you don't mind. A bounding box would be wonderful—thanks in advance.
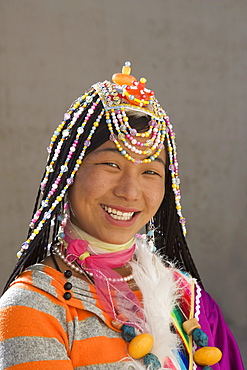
[18,62,186,258]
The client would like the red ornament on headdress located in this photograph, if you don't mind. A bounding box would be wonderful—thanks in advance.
[112,62,154,107]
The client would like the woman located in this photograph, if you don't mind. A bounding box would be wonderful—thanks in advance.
[0,62,243,369]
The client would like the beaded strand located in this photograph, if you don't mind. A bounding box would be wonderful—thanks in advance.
[18,93,103,257]
[53,244,134,282]
[18,64,187,257]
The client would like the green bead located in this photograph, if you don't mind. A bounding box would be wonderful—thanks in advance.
[121,324,135,342]
[192,328,208,347]
[143,353,161,370]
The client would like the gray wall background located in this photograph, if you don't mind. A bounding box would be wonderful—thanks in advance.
[0,0,246,364]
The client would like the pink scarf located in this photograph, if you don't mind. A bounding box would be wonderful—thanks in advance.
[65,234,146,332]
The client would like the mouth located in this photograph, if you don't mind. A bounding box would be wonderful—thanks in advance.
[101,204,137,221]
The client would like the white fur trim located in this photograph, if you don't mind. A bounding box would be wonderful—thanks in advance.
[123,237,181,369]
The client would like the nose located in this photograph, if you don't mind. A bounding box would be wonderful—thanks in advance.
[113,170,141,202]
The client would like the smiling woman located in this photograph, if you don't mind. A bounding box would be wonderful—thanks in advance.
[0,62,243,370]
[68,139,165,245]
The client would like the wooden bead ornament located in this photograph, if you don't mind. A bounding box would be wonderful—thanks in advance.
[182,318,222,368]
[182,317,201,336]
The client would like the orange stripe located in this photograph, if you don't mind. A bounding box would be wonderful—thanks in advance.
[0,305,69,349]
[71,336,128,367]
[5,359,74,370]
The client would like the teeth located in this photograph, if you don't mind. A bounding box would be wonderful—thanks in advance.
[102,205,134,220]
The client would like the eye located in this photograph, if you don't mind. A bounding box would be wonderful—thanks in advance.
[102,162,119,169]
[143,170,160,176]
[144,170,162,177]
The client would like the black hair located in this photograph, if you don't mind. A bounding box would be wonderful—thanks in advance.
[3,92,201,293]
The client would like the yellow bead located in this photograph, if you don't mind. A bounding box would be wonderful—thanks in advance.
[128,333,154,359]
[140,77,147,84]
[93,122,99,127]
[122,65,131,75]
[33,229,39,235]
[118,133,125,140]
[56,196,62,201]
[76,159,82,164]
[193,347,222,366]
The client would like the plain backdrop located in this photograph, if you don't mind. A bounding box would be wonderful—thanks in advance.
[0,0,246,365]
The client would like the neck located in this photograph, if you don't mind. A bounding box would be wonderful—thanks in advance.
[64,219,135,254]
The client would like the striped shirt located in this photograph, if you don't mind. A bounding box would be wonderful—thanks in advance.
[0,264,140,369]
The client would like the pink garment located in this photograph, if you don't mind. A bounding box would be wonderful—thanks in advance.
[66,238,146,332]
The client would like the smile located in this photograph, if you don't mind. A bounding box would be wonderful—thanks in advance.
[101,205,135,221]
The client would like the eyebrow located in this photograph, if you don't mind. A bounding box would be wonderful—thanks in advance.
[95,148,166,167]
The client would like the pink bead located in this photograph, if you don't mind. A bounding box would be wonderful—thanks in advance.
[134,159,141,165]
[110,134,117,141]
[130,128,137,136]
[84,140,91,147]
[64,113,70,120]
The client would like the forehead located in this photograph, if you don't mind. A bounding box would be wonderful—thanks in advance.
[86,139,166,165]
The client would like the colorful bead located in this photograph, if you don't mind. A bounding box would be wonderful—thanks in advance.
[18,62,187,259]
[182,318,201,336]
[128,333,154,359]
[121,324,135,342]
[193,347,222,366]
[143,353,161,370]
[192,328,209,347]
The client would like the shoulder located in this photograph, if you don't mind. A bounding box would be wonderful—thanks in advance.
[0,265,72,330]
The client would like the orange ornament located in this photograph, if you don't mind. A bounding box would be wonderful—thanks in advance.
[128,333,154,359]
[111,62,154,107]
[193,347,222,366]
[112,72,137,87]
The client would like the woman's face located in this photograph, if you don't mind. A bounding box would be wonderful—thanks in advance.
[68,140,166,244]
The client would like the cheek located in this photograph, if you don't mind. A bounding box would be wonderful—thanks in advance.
[68,170,110,207]
[147,182,165,214]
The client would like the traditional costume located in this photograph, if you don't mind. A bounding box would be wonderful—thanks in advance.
[0,63,243,369]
